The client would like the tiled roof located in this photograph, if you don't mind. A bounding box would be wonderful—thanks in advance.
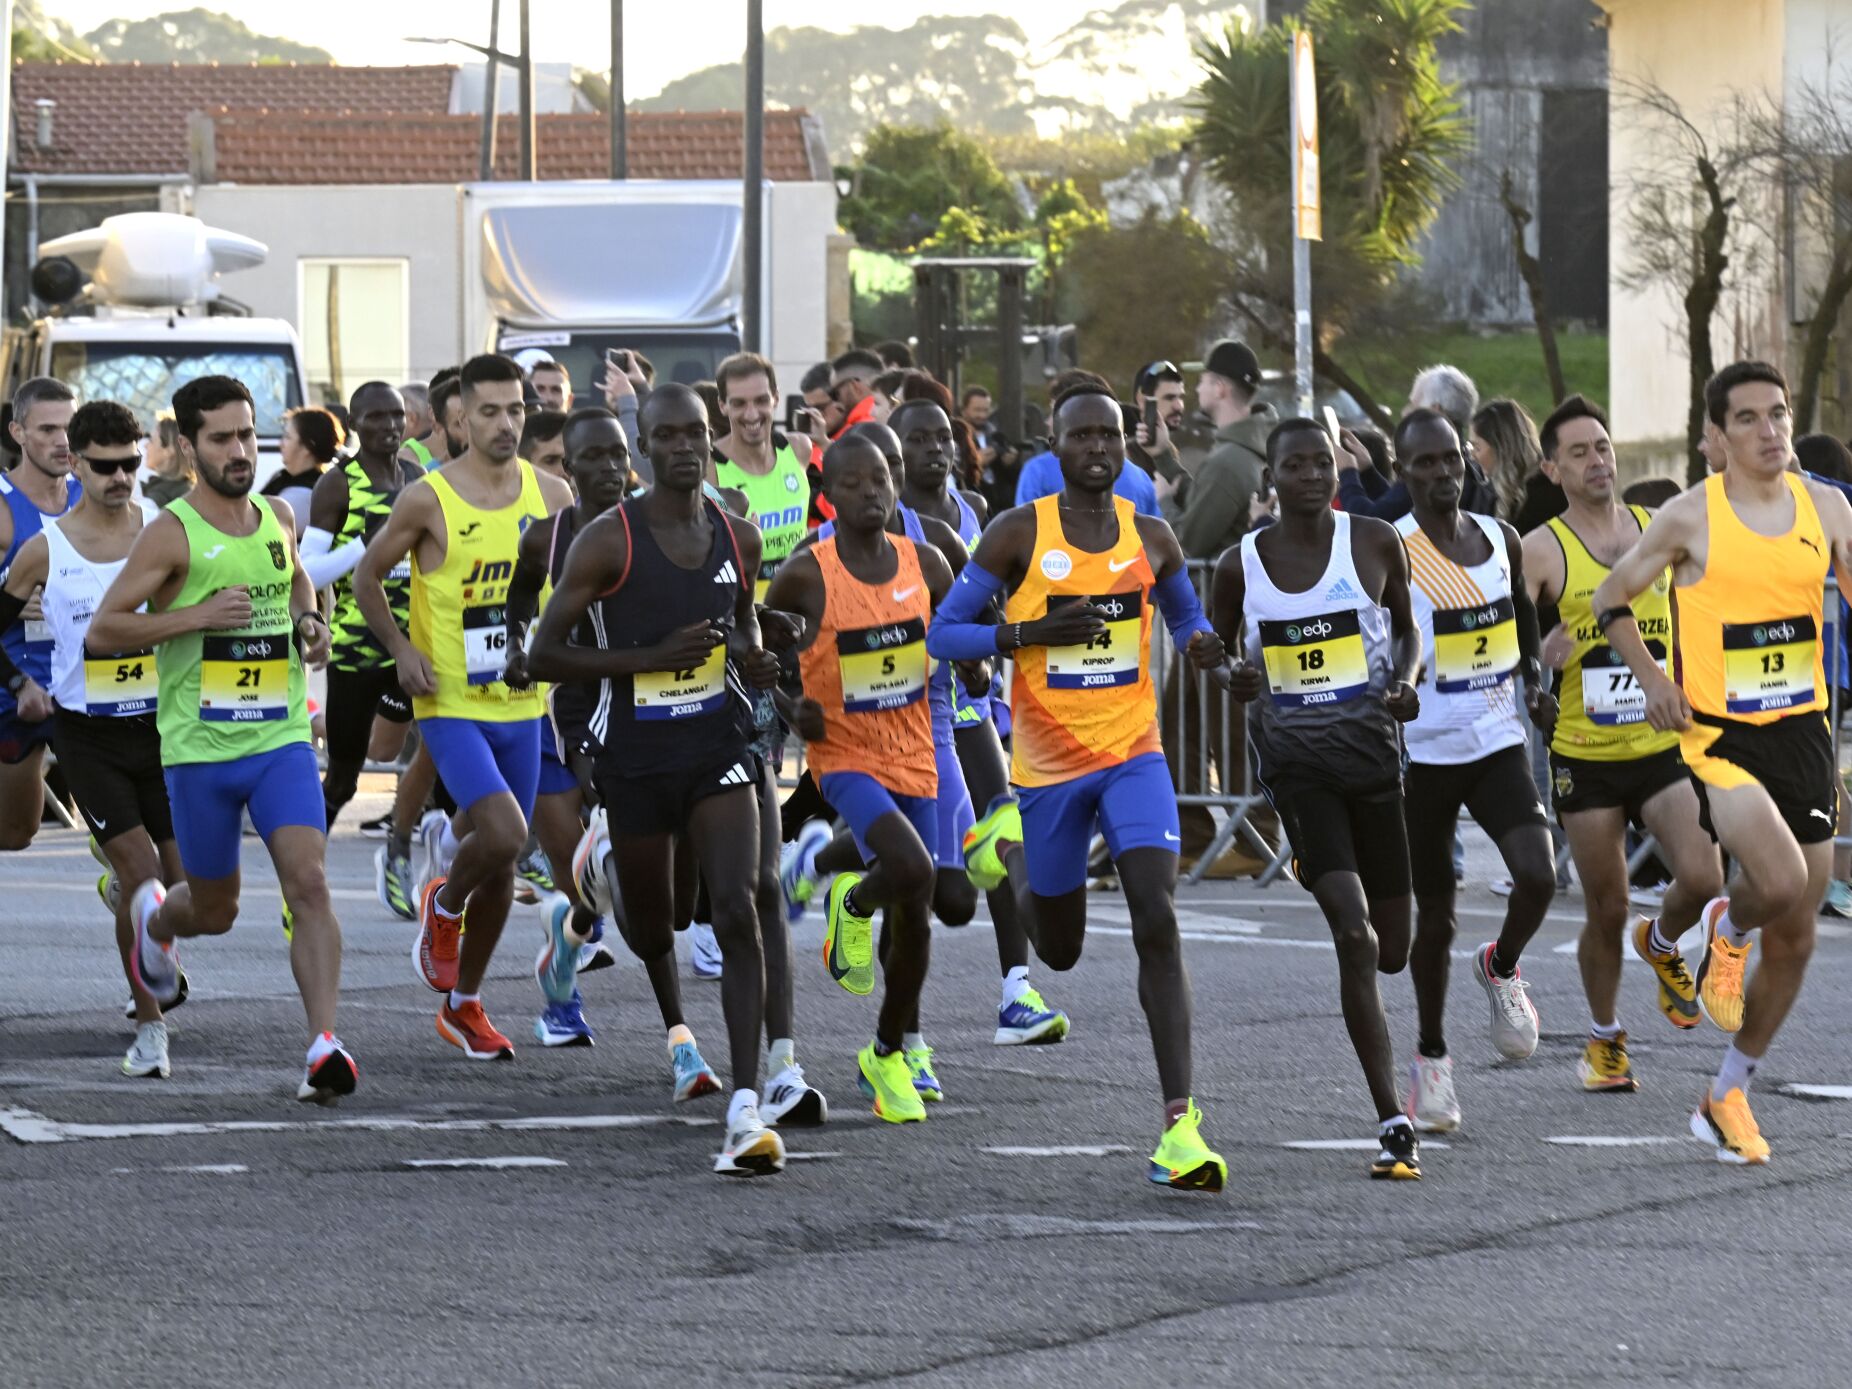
[11,61,458,175]
[196,109,828,184]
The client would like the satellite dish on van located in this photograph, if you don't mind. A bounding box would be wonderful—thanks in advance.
[36,212,268,309]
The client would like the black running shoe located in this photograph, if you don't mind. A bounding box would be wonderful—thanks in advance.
[358,813,393,840]
[1370,1122,1422,1180]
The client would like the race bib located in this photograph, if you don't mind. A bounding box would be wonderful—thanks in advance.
[1044,592,1143,690]
[387,558,412,583]
[84,648,156,717]
[24,618,50,645]
[1259,610,1370,707]
[634,642,726,721]
[1432,597,1518,693]
[838,618,927,712]
[1722,616,1816,714]
[1580,642,1666,726]
[462,602,509,686]
[199,632,288,722]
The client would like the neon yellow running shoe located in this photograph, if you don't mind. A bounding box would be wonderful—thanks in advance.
[1148,1100,1226,1192]
[904,1045,943,1102]
[962,793,1022,891]
[281,902,295,944]
[857,1042,927,1123]
[823,872,874,995]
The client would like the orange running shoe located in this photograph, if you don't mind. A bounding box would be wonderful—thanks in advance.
[414,877,462,994]
[436,999,514,1061]
[1694,898,1750,1033]
[1691,1086,1770,1165]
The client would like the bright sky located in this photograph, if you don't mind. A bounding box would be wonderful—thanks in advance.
[44,1,1055,99]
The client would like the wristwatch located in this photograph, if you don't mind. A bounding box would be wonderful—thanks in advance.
[5,671,26,697]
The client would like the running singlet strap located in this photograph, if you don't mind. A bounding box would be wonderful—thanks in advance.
[0,473,81,694]
[714,434,810,599]
[41,517,153,718]
[1003,494,1159,788]
[329,456,411,671]
[156,497,310,765]
[798,535,937,798]
[1677,471,1828,723]
[1547,505,1678,761]
[408,462,549,722]
[583,497,753,775]
[404,438,434,469]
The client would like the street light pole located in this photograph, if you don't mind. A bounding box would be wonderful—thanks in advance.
[610,0,626,179]
[742,0,764,351]
[518,0,535,181]
[478,0,500,181]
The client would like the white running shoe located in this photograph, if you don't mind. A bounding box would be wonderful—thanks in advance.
[689,922,722,979]
[714,1104,785,1176]
[1475,942,1540,1059]
[571,808,614,918]
[761,1063,828,1126]
[411,809,448,905]
[128,880,180,1006]
[1407,1054,1461,1132]
[122,1020,170,1079]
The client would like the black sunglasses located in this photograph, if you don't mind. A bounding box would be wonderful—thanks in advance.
[79,453,138,476]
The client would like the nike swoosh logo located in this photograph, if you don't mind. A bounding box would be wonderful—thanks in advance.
[892,586,920,602]
[1163,831,1180,842]
[1107,557,1138,572]
[202,545,225,560]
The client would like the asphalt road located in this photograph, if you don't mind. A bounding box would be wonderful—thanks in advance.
[5,789,1852,1388]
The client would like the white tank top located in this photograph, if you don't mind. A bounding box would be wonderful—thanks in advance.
[1394,509,1525,764]
[42,516,156,718]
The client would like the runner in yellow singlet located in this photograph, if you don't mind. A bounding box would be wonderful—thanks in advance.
[1593,360,1852,1164]
[1521,395,1721,1095]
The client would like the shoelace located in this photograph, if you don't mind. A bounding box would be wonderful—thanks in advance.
[1661,954,1696,991]
[1495,974,1533,1023]
[1597,1038,1627,1073]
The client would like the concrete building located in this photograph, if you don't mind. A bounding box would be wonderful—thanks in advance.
[1598,0,1851,457]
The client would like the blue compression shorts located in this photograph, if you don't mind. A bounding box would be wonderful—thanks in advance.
[420,716,543,821]
[537,728,578,797]
[1016,752,1180,896]
[164,741,325,880]
[819,770,938,867]
[933,737,974,870]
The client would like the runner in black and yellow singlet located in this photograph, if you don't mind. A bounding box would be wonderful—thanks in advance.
[1522,395,1721,1096]
[1594,360,1852,1165]
[353,353,573,1065]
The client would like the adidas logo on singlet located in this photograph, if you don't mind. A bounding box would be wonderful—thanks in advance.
[714,560,739,585]
[1324,577,1362,602]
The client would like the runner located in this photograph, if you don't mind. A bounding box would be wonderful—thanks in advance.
[1211,418,1426,1178]
[398,383,435,470]
[530,383,795,1175]
[352,352,572,1061]
[0,376,80,850]
[926,382,1230,1189]
[1592,360,1852,1164]
[87,375,355,1103]
[1521,395,1722,1093]
[520,409,569,486]
[894,397,1069,1043]
[763,431,954,1125]
[502,405,629,1047]
[301,382,429,919]
[1392,408,1556,1133]
[0,400,186,1077]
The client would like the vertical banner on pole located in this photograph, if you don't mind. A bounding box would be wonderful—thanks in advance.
[1289,29,1321,417]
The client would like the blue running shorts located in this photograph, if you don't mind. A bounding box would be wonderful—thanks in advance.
[819,770,938,867]
[420,716,543,821]
[1016,752,1179,897]
[164,741,326,880]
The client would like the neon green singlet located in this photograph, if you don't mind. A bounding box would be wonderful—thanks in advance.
[713,434,810,600]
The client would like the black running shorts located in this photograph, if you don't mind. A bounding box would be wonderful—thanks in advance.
[1550,745,1687,822]
[1680,710,1836,847]
[1405,743,1549,898]
[51,705,173,846]
[1260,769,1411,899]
[595,743,762,839]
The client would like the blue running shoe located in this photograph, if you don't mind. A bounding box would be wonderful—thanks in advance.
[534,893,582,1005]
[670,1038,723,1103]
[781,817,834,923]
[905,1045,943,1103]
[994,987,1071,1046]
[689,922,723,980]
[533,991,595,1047]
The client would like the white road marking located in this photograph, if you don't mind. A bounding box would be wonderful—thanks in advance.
[1781,1084,1852,1100]
[982,1144,1133,1158]
[1542,1136,1682,1147]
[111,1163,249,1174]
[404,1156,568,1170]
[784,1151,842,1161]
[0,1105,714,1145]
[896,1215,1261,1240]
[1098,928,1482,960]
[1283,1138,1452,1150]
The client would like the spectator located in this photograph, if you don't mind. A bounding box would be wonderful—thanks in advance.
[1338,363,1497,518]
[869,368,908,425]
[829,348,884,436]
[962,386,995,459]
[595,349,650,467]
[1166,340,1272,559]
[1012,368,1160,516]
[263,404,341,534]
[874,339,915,370]
[1474,398,1560,531]
[1798,432,1852,486]
[324,402,357,459]
[1129,358,1190,489]
[140,413,191,509]
[691,379,727,436]
[1621,476,1682,509]
[801,360,845,438]
[529,358,572,412]
[520,408,569,483]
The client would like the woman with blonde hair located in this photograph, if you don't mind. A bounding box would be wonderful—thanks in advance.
[1472,397,1560,530]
